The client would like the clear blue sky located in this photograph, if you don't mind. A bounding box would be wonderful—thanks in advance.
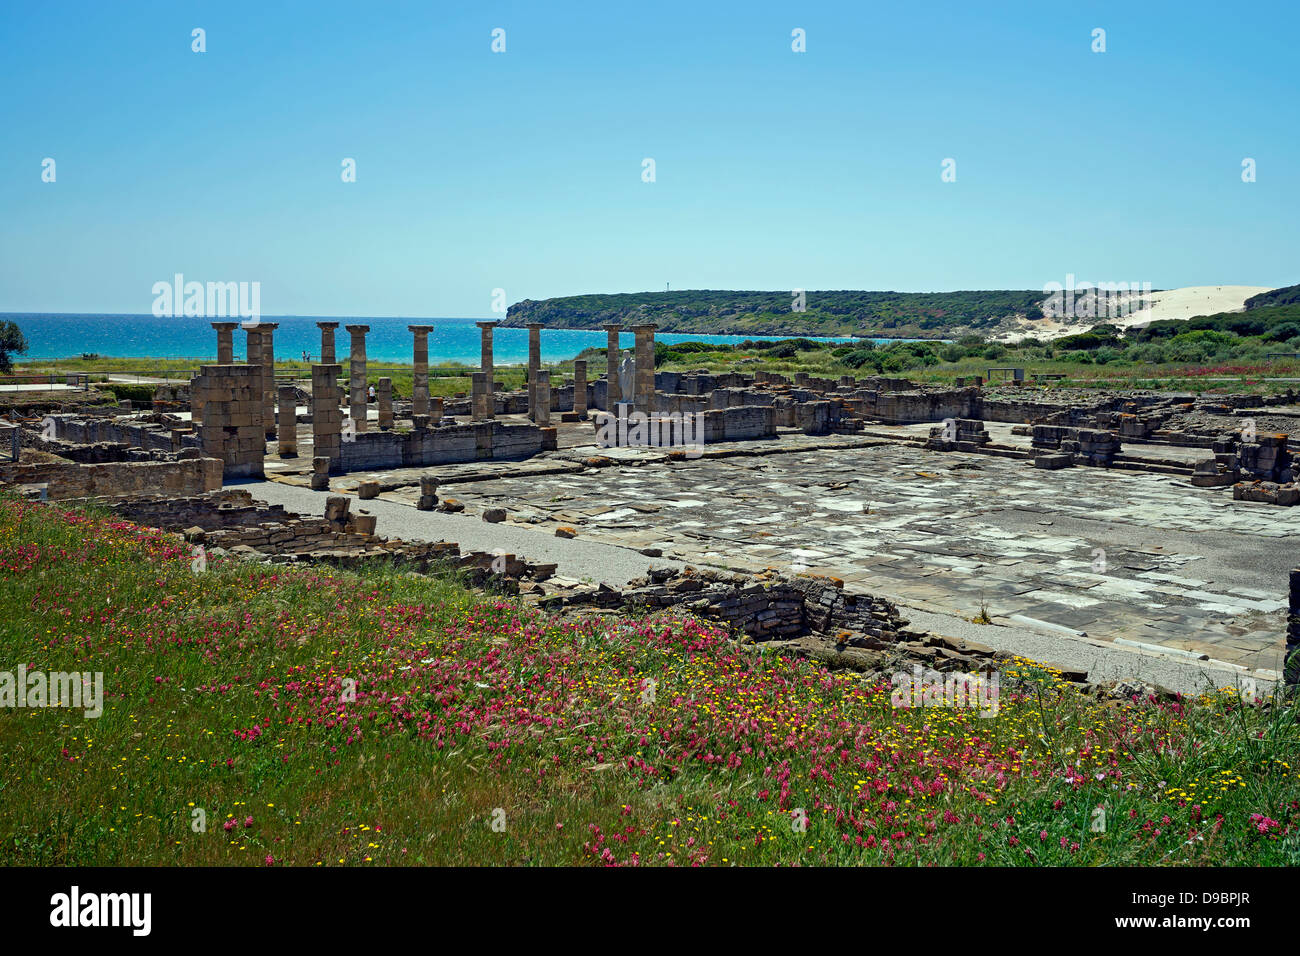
[1,0,1296,317]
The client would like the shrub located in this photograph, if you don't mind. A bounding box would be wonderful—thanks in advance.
[101,383,156,404]
[841,348,879,370]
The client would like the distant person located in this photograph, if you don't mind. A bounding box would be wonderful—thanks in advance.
[368,384,376,403]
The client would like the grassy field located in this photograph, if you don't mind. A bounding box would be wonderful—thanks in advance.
[15,358,533,403]
[1,497,1298,866]
[19,347,1300,402]
[645,345,1300,395]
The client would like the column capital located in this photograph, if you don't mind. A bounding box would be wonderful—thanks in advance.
[408,324,434,334]
[260,322,279,332]
[211,322,238,332]
[525,322,545,331]
[476,320,499,330]
[344,324,370,334]
[316,321,339,330]
[630,323,658,333]
[603,323,623,332]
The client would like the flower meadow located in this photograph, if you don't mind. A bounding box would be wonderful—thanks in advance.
[1,497,1298,866]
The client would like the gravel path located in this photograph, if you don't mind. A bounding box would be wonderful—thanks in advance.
[899,606,1268,698]
[240,479,677,586]
[239,479,1274,698]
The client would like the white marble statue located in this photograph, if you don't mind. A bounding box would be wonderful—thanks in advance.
[618,351,635,400]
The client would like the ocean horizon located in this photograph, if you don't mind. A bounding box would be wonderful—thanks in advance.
[4,313,872,365]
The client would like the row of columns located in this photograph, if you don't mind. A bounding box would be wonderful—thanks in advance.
[210,319,655,436]
[210,321,277,437]
[603,323,656,413]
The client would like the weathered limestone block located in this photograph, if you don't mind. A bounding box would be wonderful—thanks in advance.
[377,377,393,430]
[311,455,330,491]
[194,364,265,479]
[346,325,369,433]
[632,324,656,415]
[572,359,588,418]
[0,457,222,500]
[311,364,344,473]
[604,324,622,409]
[471,372,492,421]
[408,324,433,416]
[260,322,279,437]
[533,370,551,426]
[317,322,339,364]
[277,385,298,457]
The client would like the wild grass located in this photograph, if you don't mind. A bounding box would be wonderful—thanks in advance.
[1,498,1297,866]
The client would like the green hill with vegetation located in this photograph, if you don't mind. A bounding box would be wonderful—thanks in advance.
[505,289,1047,339]
[1245,284,1300,310]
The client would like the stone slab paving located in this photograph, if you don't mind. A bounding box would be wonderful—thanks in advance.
[406,441,1295,674]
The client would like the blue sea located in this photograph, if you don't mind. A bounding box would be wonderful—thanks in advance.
[5,314,871,365]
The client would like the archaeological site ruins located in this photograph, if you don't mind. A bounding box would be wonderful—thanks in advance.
[4,319,1300,698]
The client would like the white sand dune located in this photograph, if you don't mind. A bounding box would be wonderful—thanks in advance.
[1112,285,1272,329]
[994,285,1274,342]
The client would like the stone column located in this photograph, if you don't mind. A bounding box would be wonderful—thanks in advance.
[534,370,551,426]
[195,364,264,479]
[260,322,279,437]
[471,371,491,421]
[526,322,543,421]
[346,324,369,433]
[408,324,433,416]
[311,364,343,473]
[317,322,338,364]
[212,322,237,364]
[277,384,298,457]
[476,320,497,393]
[632,324,656,415]
[604,324,622,408]
[573,359,588,418]
[377,377,393,430]
[244,327,265,449]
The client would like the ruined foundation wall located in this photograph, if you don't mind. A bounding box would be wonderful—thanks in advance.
[337,420,545,471]
[0,457,223,500]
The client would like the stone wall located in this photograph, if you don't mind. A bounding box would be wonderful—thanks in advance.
[337,419,545,471]
[45,412,199,454]
[1031,425,1121,466]
[0,456,222,499]
[855,387,980,425]
[704,405,777,442]
[543,565,917,646]
[101,489,559,588]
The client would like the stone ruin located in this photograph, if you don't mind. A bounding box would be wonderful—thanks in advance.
[1030,425,1121,468]
[100,489,557,589]
[925,418,991,451]
[0,453,221,500]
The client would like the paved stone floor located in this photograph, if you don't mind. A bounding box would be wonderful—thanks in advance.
[353,439,1295,674]
[261,414,1296,675]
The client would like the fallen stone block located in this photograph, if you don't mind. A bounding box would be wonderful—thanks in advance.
[1035,454,1073,470]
